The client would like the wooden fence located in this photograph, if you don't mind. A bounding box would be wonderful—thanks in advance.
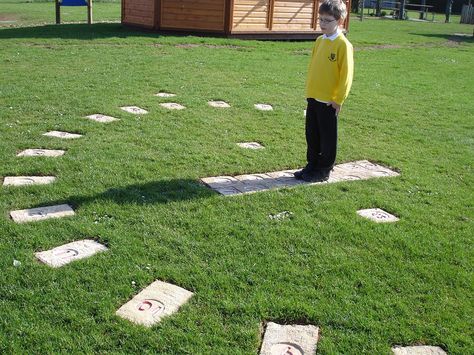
[460,4,474,24]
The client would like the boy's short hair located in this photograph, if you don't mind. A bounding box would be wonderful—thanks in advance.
[319,0,347,21]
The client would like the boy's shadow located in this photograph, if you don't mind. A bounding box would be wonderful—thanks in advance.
[39,179,217,210]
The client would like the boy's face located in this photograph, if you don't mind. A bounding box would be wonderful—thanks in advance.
[319,13,342,35]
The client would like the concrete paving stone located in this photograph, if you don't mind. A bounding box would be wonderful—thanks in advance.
[35,239,108,268]
[116,280,193,327]
[201,161,398,196]
[43,131,83,139]
[3,176,56,186]
[17,149,65,157]
[85,114,119,123]
[121,106,148,115]
[254,103,273,111]
[160,103,185,110]
[10,204,75,223]
[260,322,319,355]
[208,100,230,108]
[237,142,264,149]
[155,92,176,98]
[357,208,399,223]
[392,346,447,355]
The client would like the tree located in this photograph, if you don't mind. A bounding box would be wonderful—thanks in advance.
[445,0,454,22]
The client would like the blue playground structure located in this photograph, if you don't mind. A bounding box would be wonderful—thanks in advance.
[55,0,92,24]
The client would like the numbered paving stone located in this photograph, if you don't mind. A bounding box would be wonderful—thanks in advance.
[43,131,82,139]
[121,106,148,115]
[17,149,65,157]
[160,103,186,110]
[10,204,75,223]
[260,322,319,355]
[392,346,447,355]
[85,114,119,123]
[208,100,230,108]
[3,176,56,186]
[155,92,176,98]
[237,142,264,149]
[116,280,193,327]
[357,208,399,223]
[255,103,273,111]
[35,239,108,268]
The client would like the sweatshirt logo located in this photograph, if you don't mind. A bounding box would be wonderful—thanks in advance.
[328,53,336,62]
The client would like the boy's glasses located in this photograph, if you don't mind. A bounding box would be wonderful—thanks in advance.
[318,17,337,24]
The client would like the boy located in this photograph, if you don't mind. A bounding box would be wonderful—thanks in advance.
[294,0,354,182]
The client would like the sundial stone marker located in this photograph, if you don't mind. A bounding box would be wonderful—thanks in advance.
[201,160,399,196]
[255,103,273,111]
[392,346,447,355]
[237,142,264,149]
[120,106,148,115]
[208,100,230,108]
[155,92,176,98]
[10,204,75,223]
[43,131,82,139]
[85,114,119,123]
[17,149,65,157]
[160,103,186,110]
[35,239,108,268]
[357,208,399,223]
[259,322,319,355]
[3,176,56,186]
[116,280,193,327]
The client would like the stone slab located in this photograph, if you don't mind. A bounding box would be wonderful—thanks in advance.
[155,92,176,98]
[357,208,399,223]
[201,160,399,196]
[392,346,447,355]
[208,100,230,108]
[35,239,108,268]
[3,176,56,186]
[43,131,83,139]
[116,280,193,327]
[255,103,273,111]
[85,114,119,123]
[10,204,75,223]
[237,142,264,149]
[260,322,319,355]
[17,149,65,157]
[160,103,185,110]
[121,106,148,115]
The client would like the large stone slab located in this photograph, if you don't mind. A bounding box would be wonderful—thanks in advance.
[3,176,56,186]
[160,103,185,110]
[85,114,119,123]
[357,208,399,223]
[255,103,273,111]
[10,204,75,223]
[208,100,230,108]
[201,160,399,196]
[259,322,319,355]
[116,280,193,327]
[392,346,447,355]
[17,149,65,157]
[35,239,108,268]
[43,131,82,139]
[120,106,148,115]
[237,142,264,149]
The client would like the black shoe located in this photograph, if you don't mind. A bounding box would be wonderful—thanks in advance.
[301,170,330,182]
[294,164,314,179]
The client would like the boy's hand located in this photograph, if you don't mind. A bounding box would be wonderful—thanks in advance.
[327,101,341,115]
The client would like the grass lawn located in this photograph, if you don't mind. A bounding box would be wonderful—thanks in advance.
[0,1,473,353]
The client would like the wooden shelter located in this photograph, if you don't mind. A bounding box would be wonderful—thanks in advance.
[122,0,351,39]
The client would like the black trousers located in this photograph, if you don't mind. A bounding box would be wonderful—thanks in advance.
[305,98,338,171]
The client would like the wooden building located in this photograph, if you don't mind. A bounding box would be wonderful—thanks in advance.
[122,0,351,39]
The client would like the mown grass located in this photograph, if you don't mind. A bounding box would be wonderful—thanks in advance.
[0,2,473,354]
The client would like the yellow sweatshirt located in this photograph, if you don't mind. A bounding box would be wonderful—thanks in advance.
[306,32,354,105]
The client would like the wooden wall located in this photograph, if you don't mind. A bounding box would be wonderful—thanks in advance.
[232,0,269,31]
[160,0,226,31]
[122,0,155,28]
[272,0,315,31]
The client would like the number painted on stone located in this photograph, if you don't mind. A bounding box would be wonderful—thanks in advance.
[137,299,165,317]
